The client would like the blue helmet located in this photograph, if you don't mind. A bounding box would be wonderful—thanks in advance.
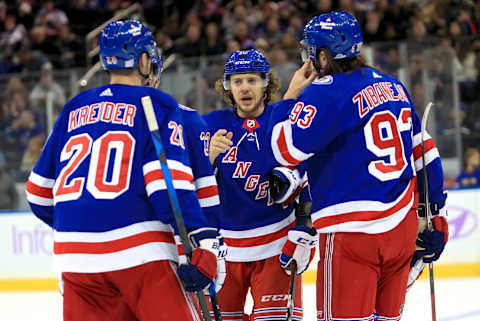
[301,11,363,61]
[223,49,270,90]
[99,20,163,81]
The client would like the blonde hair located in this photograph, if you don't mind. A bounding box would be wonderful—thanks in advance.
[215,69,281,106]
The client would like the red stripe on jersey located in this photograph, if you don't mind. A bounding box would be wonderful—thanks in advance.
[144,169,193,185]
[177,244,186,256]
[224,221,296,247]
[196,185,218,199]
[276,126,301,166]
[54,231,175,254]
[313,179,415,230]
[26,180,53,199]
[413,138,435,161]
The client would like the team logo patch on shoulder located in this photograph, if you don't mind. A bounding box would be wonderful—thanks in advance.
[313,75,333,85]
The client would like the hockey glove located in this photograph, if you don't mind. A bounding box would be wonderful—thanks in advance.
[280,225,318,275]
[214,236,228,293]
[410,215,449,266]
[408,215,449,289]
[269,166,302,204]
[177,228,220,292]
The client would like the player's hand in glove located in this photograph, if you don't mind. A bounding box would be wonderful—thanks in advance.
[177,228,220,292]
[269,166,302,204]
[280,225,317,274]
[408,215,449,290]
[214,236,228,293]
[279,201,318,275]
[411,215,449,265]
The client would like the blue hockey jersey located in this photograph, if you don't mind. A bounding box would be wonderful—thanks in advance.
[203,103,309,262]
[26,84,212,273]
[175,104,222,261]
[270,68,447,233]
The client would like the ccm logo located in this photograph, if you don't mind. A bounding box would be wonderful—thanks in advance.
[296,237,317,246]
[261,294,289,302]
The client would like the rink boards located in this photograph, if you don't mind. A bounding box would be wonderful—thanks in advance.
[1,187,479,291]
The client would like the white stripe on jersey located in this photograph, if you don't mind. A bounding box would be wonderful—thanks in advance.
[311,180,415,234]
[221,210,295,238]
[54,220,172,242]
[220,210,296,261]
[414,148,439,172]
[28,172,55,187]
[271,120,313,166]
[53,242,178,273]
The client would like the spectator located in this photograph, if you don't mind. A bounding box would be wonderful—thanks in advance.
[193,0,224,23]
[5,109,44,160]
[223,39,240,60]
[15,0,35,30]
[0,151,18,209]
[233,21,255,49]
[175,24,203,58]
[456,147,480,187]
[30,25,61,60]
[56,25,84,68]
[34,0,69,32]
[21,134,46,173]
[0,14,27,54]
[155,29,176,57]
[362,10,382,43]
[201,21,226,56]
[29,66,67,115]
[270,47,298,94]
[185,74,219,113]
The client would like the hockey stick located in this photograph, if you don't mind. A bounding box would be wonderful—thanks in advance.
[420,101,437,321]
[141,95,218,321]
[286,261,298,321]
[286,201,312,321]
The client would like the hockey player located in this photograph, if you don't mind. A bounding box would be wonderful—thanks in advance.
[270,11,449,321]
[203,49,317,321]
[25,20,223,321]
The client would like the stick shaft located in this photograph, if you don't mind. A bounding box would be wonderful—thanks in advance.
[420,102,437,321]
[286,261,298,321]
[141,96,213,321]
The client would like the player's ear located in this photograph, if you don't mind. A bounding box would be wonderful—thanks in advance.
[139,52,151,75]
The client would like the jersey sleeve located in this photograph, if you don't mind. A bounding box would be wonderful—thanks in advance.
[183,107,222,228]
[25,111,65,227]
[270,93,345,166]
[411,108,447,215]
[297,162,312,203]
[141,104,210,234]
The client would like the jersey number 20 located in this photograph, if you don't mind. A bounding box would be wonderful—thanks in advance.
[54,131,135,202]
[363,109,411,181]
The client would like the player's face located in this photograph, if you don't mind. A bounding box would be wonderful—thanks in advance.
[230,73,266,118]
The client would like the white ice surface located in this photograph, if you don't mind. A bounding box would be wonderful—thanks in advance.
[0,278,479,321]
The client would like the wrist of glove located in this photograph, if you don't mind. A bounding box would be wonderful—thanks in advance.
[410,216,449,267]
[177,228,220,292]
[280,225,318,275]
[269,166,302,204]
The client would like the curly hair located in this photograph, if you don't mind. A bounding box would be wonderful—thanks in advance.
[214,70,282,106]
[315,48,376,76]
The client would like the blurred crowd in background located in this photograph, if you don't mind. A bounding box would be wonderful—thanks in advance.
[1,0,480,210]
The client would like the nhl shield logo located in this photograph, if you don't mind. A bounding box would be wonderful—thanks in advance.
[242,118,260,134]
